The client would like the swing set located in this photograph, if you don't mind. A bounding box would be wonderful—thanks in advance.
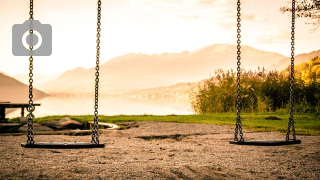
[21,0,104,149]
[229,0,301,146]
[20,0,301,149]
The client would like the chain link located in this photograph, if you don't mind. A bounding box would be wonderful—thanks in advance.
[286,0,296,141]
[234,0,244,141]
[29,0,34,20]
[91,0,102,144]
[27,0,35,144]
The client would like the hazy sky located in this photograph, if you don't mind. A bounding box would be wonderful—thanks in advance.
[0,0,319,76]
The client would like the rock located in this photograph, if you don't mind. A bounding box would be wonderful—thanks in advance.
[40,120,60,130]
[40,118,83,130]
[0,123,24,133]
[18,123,54,132]
[0,119,9,123]
[58,118,82,130]
[18,117,28,125]
[117,122,139,130]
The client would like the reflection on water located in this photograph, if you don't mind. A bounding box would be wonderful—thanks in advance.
[7,96,193,118]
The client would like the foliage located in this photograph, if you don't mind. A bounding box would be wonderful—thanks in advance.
[11,113,320,136]
[293,56,320,83]
[280,0,320,32]
[190,58,320,114]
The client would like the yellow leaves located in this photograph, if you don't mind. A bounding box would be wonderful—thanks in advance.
[291,57,320,84]
[316,67,320,76]
[311,64,320,73]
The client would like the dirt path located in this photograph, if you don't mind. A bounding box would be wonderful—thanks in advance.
[0,121,319,179]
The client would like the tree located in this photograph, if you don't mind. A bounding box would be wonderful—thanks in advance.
[280,0,320,32]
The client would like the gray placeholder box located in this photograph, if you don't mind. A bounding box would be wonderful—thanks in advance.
[12,20,52,56]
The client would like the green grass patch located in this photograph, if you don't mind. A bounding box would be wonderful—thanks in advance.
[13,113,320,136]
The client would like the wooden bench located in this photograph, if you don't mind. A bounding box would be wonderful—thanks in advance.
[0,102,41,121]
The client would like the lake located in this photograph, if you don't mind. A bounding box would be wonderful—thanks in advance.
[6,96,194,118]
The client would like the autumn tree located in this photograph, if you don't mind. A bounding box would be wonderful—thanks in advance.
[280,0,320,32]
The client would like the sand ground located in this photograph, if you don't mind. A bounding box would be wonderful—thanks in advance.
[0,121,319,179]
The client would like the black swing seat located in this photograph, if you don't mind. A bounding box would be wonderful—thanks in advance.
[229,139,301,146]
[21,142,105,149]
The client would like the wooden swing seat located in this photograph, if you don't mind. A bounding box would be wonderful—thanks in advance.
[229,139,301,146]
[21,142,105,149]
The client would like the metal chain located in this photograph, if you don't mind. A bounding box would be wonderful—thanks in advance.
[234,0,244,141]
[92,0,102,144]
[27,0,35,144]
[286,0,296,141]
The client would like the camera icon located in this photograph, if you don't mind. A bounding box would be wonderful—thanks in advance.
[12,20,52,56]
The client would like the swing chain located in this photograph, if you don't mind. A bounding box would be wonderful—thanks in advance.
[286,0,296,141]
[27,0,35,144]
[92,0,102,144]
[234,0,244,142]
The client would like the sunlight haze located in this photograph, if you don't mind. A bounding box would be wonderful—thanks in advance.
[0,0,319,75]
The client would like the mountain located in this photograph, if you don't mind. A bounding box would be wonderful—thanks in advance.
[39,44,286,94]
[38,67,90,93]
[269,50,320,70]
[0,73,47,103]
[13,73,61,89]
[115,82,199,100]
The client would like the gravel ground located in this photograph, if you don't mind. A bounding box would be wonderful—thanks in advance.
[0,121,319,179]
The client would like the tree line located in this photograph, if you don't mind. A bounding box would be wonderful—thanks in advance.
[190,56,320,114]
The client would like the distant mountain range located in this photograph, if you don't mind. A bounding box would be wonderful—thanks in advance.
[13,73,61,88]
[269,50,320,70]
[0,73,46,103]
[114,82,199,100]
[1,44,319,98]
[38,44,288,94]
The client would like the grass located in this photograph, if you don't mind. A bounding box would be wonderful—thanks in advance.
[10,113,320,136]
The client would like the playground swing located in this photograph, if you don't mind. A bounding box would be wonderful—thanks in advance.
[21,0,105,149]
[229,0,301,146]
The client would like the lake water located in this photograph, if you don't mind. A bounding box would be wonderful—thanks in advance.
[6,96,194,118]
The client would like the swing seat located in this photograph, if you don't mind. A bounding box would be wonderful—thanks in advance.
[229,139,301,146]
[21,142,105,149]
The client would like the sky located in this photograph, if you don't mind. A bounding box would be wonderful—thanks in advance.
[0,0,319,76]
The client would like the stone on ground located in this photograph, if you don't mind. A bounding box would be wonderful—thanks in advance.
[18,123,54,132]
[40,117,83,130]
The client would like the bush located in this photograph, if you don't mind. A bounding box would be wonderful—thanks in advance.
[191,59,320,114]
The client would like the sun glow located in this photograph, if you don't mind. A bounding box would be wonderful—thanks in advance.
[0,0,319,76]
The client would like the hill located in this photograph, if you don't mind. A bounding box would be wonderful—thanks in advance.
[39,44,286,94]
[13,73,61,88]
[282,56,320,84]
[269,50,320,70]
[0,73,47,103]
[115,82,199,100]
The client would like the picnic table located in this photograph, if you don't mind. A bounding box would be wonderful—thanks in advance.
[0,102,41,121]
